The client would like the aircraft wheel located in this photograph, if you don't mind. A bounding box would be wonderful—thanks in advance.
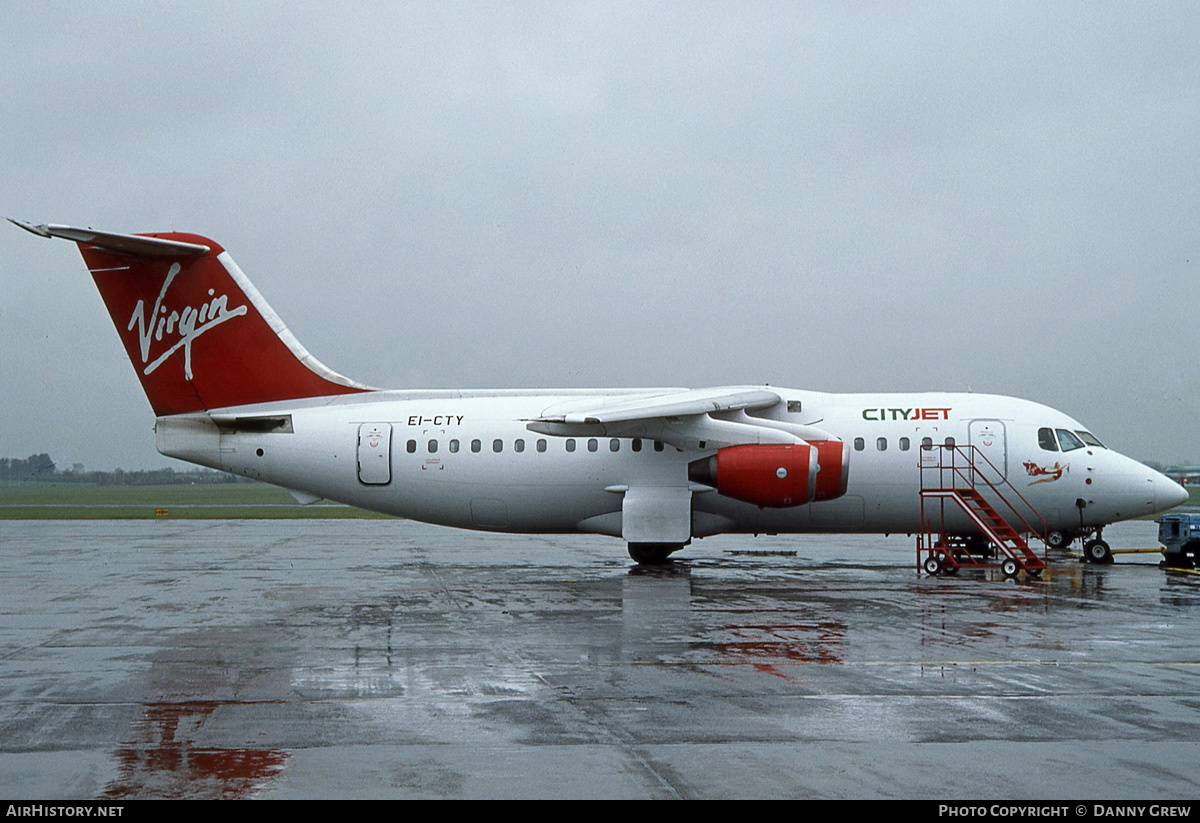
[1084,539,1113,565]
[923,555,943,576]
[1001,558,1020,577]
[1046,530,1073,550]
[627,543,681,565]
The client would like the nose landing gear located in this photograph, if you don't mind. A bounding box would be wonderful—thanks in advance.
[1046,530,1076,550]
[1082,537,1113,564]
[1074,499,1113,564]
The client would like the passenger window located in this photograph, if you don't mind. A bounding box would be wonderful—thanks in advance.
[536,439,547,452]
[514,439,525,453]
[899,437,910,451]
[877,437,887,451]
[406,439,416,454]
[945,437,956,448]
[1038,427,1059,451]
[449,439,459,453]
[428,440,438,453]
[632,438,642,452]
[588,438,598,452]
[921,437,933,450]
[493,439,503,453]
[1056,429,1084,451]
[566,439,576,452]
[471,439,481,453]
[854,437,865,451]
[610,438,620,452]
[654,440,664,452]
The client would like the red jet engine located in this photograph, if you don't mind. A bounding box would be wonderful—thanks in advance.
[689,441,849,508]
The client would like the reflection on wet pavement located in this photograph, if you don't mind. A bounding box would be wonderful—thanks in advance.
[104,701,288,799]
[3,519,1200,798]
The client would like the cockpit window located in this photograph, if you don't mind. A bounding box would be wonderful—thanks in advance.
[1075,431,1105,448]
[1038,427,1059,451]
[1056,429,1085,451]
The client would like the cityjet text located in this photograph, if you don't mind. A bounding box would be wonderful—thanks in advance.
[862,407,951,422]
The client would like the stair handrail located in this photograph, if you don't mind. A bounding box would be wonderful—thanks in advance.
[920,444,1049,545]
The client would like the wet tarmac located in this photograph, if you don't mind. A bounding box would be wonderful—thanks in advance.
[2,518,1200,799]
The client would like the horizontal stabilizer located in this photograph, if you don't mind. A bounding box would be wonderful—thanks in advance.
[9,220,210,257]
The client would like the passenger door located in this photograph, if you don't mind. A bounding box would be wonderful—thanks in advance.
[968,419,1007,479]
[357,423,392,485]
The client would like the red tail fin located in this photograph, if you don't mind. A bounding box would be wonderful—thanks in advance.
[14,222,371,415]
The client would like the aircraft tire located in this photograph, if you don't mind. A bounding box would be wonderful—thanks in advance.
[627,543,681,565]
[1084,539,1113,565]
[923,555,943,576]
[1046,530,1073,550]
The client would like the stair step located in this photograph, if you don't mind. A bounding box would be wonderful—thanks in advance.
[921,451,1047,574]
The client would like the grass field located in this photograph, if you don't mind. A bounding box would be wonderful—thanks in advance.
[0,483,390,519]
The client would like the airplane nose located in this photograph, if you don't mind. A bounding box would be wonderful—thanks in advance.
[1157,475,1189,511]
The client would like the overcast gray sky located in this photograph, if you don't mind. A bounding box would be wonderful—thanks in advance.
[1,2,1197,471]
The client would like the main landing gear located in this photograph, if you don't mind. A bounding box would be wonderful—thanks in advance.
[627,543,685,565]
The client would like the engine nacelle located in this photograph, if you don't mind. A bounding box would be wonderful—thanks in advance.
[689,440,850,508]
[689,444,817,508]
[810,440,850,502]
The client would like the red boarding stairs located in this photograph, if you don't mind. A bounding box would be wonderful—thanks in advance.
[918,445,1048,578]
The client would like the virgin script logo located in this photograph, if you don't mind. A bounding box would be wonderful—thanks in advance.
[126,262,248,380]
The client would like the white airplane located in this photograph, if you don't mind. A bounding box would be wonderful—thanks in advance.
[12,220,1189,570]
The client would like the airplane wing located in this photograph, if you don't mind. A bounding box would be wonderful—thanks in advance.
[535,387,781,425]
[527,387,830,450]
